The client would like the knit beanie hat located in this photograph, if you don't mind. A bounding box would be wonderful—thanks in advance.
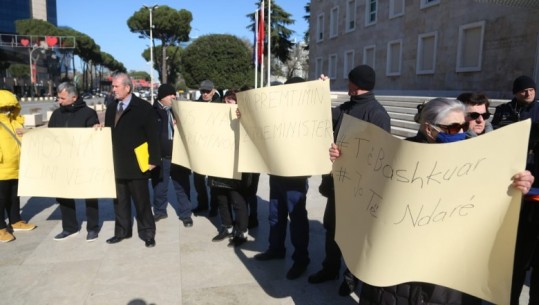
[513,75,536,94]
[348,65,375,91]
[157,84,176,101]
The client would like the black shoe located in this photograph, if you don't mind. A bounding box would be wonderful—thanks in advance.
[339,269,359,296]
[144,238,156,248]
[308,269,339,284]
[208,209,218,217]
[106,235,127,244]
[153,214,168,222]
[227,235,247,248]
[248,218,259,229]
[53,231,79,241]
[86,230,99,242]
[192,206,208,215]
[182,218,193,228]
[212,227,232,242]
[254,251,285,261]
[286,261,310,280]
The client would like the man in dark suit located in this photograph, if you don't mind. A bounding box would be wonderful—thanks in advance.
[104,72,161,248]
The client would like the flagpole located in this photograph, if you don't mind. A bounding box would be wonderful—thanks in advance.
[260,1,265,87]
[254,8,259,89]
[267,0,271,86]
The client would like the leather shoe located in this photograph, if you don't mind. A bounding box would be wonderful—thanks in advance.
[144,238,156,248]
[286,261,310,280]
[106,235,131,244]
[308,269,339,284]
[254,251,285,261]
[182,218,193,228]
[153,214,168,222]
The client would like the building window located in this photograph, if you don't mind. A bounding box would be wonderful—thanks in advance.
[343,50,355,78]
[416,31,437,74]
[386,39,402,76]
[330,6,339,38]
[345,0,357,33]
[365,0,377,26]
[316,13,324,42]
[363,45,376,69]
[328,54,338,79]
[389,0,405,19]
[420,0,440,9]
[456,21,485,72]
[315,57,323,78]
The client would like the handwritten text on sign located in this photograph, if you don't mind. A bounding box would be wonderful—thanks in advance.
[333,115,530,305]
[18,128,116,198]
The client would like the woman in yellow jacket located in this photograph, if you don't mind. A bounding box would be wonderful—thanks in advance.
[0,90,36,242]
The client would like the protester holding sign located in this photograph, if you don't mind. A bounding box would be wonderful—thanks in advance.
[0,90,36,243]
[48,82,100,242]
[329,97,534,304]
[309,65,391,295]
[491,75,539,305]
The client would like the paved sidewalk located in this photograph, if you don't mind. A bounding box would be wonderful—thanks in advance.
[1,175,360,305]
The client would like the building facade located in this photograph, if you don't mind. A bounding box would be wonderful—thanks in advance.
[0,0,57,34]
[309,0,539,98]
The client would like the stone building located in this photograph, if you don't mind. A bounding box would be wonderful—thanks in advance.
[308,0,539,98]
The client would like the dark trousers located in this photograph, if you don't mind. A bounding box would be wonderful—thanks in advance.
[214,188,248,233]
[151,159,192,220]
[57,198,99,233]
[321,193,342,274]
[114,179,156,240]
[246,173,260,220]
[193,172,209,209]
[0,179,22,230]
[268,176,310,264]
[511,201,539,305]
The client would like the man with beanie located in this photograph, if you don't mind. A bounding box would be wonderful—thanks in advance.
[49,82,100,242]
[308,65,391,294]
[151,84,193,227]
[192,79,221,216]
[253,76,311,281]
[492,75,539,304]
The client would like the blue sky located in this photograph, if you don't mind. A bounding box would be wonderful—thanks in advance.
[56,0,309,73]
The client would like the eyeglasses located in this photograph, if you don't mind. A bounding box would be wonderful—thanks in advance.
[466,112,490,120]
[435,122,469,135]
[200,90,211,94]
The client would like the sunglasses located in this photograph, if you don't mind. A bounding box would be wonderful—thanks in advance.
[435,122,469,135]
[466,112,491,120]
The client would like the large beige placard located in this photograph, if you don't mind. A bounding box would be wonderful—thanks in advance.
[334,115,530,304]
[18,128,116,198]
[171,101,240,179]
[237,80,333,176]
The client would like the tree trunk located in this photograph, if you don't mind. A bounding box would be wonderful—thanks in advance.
[161,44,167,84]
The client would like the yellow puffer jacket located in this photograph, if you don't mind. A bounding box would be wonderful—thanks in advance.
[0,90,24,180]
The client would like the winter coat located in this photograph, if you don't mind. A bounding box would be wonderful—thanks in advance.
[48,97,99,128]
[0,98,23,180]
[153,102,174,158]
[104,94,160,180]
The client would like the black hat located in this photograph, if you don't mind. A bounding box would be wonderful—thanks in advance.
[513,75,536,94]
[157,84,176,101]
[348,65,375,91]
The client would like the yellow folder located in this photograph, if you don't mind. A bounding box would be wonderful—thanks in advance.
[134,142,149,172]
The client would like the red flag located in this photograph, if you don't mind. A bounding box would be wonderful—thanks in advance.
[257,2,265,64]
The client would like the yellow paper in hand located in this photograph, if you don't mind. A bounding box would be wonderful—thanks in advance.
[134,142,149,172]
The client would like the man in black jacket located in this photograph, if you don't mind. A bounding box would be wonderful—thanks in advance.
[151,84,193,227]
[104,72,160,248]
[48,82,100,242]
[308,65,391,293]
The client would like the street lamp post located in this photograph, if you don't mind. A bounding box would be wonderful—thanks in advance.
[29,46,45,98]
[143,4,158,104]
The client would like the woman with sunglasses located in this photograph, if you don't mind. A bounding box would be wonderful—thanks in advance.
[328,97,534,305]
[457,92,493,138]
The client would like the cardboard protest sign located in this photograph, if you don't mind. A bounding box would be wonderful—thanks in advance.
[334,115,530,304]
[237,80,333,176]
[19,128,116,198]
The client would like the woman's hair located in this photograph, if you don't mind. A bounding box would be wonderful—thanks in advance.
[456,92,490,109]
[223,89,237,101]
[414,98,465,124]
